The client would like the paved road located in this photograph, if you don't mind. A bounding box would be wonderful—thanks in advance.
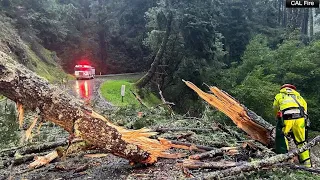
[66,73,143,111]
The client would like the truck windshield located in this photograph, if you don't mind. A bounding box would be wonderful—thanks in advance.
[74,67,91,71]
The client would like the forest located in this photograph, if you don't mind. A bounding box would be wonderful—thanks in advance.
[1,0,319,129]
[1,0,320,179]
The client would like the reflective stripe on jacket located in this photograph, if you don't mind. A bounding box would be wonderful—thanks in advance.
[273,88,307,114]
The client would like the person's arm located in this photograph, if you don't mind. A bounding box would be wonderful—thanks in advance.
[301,97,307,113]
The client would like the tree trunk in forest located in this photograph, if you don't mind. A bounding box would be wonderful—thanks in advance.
[0,52,183,164]
[135,11,173,88]
[98,29,107,63]
[282,3,287,27]
[278,0,282,25]
[301,9,309,35]
[97,0,108,64]
[309,9,314,40]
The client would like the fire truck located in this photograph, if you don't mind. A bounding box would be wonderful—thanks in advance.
[74,65,95,80]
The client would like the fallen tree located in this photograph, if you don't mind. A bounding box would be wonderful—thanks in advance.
[0,51,187,165]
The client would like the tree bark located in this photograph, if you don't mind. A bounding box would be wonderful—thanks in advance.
[0,52,175,164]
[135,11,173,88]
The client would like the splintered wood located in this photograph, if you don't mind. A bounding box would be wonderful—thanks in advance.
[183,80,272,146]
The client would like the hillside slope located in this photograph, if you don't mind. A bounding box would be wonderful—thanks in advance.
[0,13,66,82]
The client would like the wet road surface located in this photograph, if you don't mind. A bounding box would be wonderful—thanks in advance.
[67,74,143,111]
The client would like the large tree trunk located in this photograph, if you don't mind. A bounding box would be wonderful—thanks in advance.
[135,11,173,88]
[0,52,182,164]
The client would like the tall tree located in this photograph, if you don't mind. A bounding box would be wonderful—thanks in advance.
[136,0,173,88]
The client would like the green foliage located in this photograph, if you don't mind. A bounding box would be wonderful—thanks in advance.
[223,34,320,130]
[143,0,226,115]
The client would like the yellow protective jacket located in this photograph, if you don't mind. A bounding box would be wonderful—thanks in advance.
[273,88,307,115]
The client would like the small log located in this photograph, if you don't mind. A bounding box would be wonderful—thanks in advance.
[196,135,320,179]
[169,140,221,151]
[180,159,242,170]
[189,147,240,160]
[129,89,147,107]
[286,163,320,174]
[153,127,219,133]
[177,133,194,140]
[28,150,62,169]
[157,84,175,115]
[0,140,68,157]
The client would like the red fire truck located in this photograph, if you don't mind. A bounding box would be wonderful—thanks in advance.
[74,65,95,80]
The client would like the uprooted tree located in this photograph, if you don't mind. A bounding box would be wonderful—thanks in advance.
[0,51,188,166]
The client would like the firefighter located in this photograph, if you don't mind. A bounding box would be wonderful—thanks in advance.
[273,84,311,167]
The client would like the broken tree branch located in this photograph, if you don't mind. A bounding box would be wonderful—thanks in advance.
[157,84,175,115]
[0,140,68,158]
[273,162,320,174]
[195,135,320,179]
[189,147,240,160]
[129,89,147,107]
[183,80,273,146]
[169,140,224,151]
[180,159,242,170]
[153,127,219,133]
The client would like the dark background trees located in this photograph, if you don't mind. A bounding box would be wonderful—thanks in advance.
[1,0,320,130]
